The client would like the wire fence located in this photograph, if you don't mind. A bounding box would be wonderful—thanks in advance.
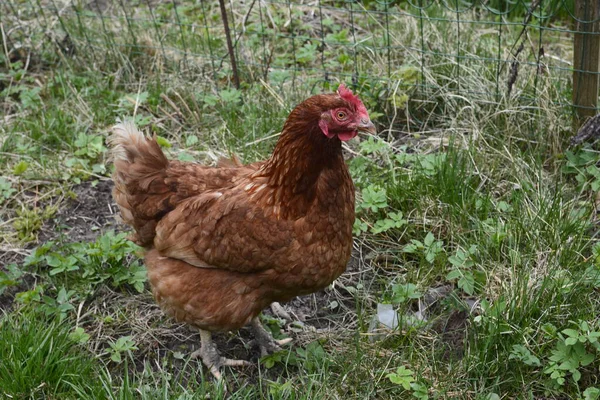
[2,0,599,125]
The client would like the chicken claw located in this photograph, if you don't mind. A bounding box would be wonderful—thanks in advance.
[191,329,252,380]
[270,302,293,322]
[250,317,293,357]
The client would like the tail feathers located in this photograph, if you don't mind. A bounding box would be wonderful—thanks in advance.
[109,120,168,167]
[109,120,171,247]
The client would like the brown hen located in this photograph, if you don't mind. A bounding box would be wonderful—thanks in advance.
[109,84,375,379]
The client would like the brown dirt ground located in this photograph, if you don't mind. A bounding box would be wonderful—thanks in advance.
[38,178,120,243]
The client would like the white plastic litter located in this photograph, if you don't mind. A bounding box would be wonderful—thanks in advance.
[376,303,399,329]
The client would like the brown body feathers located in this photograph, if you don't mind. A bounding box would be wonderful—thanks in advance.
[110,91,359,332]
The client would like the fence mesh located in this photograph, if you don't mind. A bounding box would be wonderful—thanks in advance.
[2,0,599,127]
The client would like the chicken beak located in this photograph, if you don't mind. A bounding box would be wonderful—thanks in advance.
[357,120,377,135]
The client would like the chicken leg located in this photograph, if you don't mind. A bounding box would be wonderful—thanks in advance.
[270,302,293,322]
[191,329,251,380]
[250,317,293,357]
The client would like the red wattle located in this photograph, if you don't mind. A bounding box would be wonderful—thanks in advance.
[337,131,357,141]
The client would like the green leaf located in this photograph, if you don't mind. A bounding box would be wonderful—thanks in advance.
[580,353,595,366]
[177,152,195,162]
[387,366,414,390]
[49,267,64,276]
[69,327,90,344]
[562,329,579,338]
[219,88,242,104]
[155,136,171,148]
[185,135,199,146]
[371,218,394,234]
[509,344,541,367]
[564,337,578,346]
[403,242,420,253]
[45,253,63,267]
[424,248,438,264]
[13,160,29,175]
[458,273,475,295]
[446,269,462,281]
[448,255,463,268]
[423,232,435,247]
[391,283,422,304]
[56,287,69,303]
[583,387,600,400]
[353,219,369,235]
[0,177,16,202]
[58,303,75,312]
[580,321,590,331]
[360,185,388,213]
[360,136,389,155]
[260,352,282,369]
[541,323,558,337]
[588,332,600,342]
[134,281,144,293]
[110,351,122,363]
[558,359,577,371]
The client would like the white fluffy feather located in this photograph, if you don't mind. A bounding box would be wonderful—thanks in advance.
[109,120,147,162]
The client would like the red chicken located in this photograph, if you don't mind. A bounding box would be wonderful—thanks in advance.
[109,84,375,379]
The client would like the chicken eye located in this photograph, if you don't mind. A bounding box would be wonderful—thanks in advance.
[336,111,347,120]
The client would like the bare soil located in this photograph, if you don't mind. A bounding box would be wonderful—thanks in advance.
[39,178,120,243]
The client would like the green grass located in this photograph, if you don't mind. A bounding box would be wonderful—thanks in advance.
[0,311,99,399]
[1,0,600,399]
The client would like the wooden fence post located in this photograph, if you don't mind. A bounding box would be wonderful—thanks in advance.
[573,0,600,128]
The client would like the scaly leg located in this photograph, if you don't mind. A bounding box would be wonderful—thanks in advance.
[191,329,251,380]
[250,317,293,357]
[270,302,292,322]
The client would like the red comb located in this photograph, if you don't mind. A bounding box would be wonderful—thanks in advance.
[337,84,367,114]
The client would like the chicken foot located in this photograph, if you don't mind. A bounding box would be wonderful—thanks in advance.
[270,302,292,322]
[250,317,293,357]
[191,329,251,380]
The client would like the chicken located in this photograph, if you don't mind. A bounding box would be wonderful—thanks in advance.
[109,84,376,379]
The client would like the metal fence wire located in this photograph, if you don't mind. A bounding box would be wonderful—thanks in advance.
[2,0,600,125]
